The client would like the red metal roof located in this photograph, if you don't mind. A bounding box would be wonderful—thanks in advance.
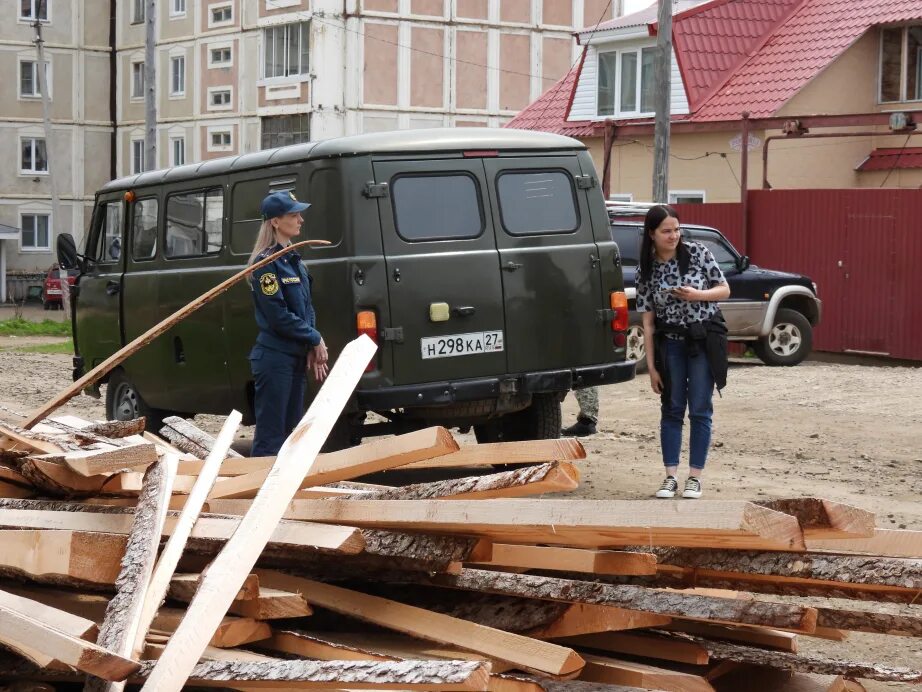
[856,147,922,172]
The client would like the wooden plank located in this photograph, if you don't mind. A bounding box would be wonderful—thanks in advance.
[207,426,459,500]
[12,456,109,495]
[226,588,312,620]
[578,653,715,691]
[267,498,807,551]
[0,463,30,486]
[0,478,34,498]
[169,573,261,602]
[88,456,177,692]
[402,438,586,469]
[526,603,672,638]
[0,529,125,585]
[0,603,140,681]
[151,608,271,648]
[255,569,584,677]
[141,335,376,691]
[49,442,159,478]
[558,631,710,665]
[665,620,798,652]
[470,544,657,576]
[159,416,244,459]
[23,240,327,428]
[101,472,201,495]
[178,457,274,476]
[0,507,365,554]
[0,423,62,453]
[807,528,922,558]
[132,413,242,661]
[0,587,98,641]
[816,605,922,637]
[756,498,875,539]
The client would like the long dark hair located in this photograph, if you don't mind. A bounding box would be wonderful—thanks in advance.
[639,204,688,281]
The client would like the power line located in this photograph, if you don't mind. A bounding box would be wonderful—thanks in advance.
[879,134,913,187]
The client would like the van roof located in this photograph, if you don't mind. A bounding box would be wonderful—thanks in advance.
[100,127,586,193]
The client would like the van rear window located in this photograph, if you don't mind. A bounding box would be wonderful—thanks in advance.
[165,188,224,258]
[392,174,483,241]
[496,170,578,235]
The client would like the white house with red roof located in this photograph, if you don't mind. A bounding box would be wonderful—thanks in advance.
[508,0,922,203]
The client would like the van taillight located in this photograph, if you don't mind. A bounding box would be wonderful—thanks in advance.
[356,311,378,372]
[610,291,628,332]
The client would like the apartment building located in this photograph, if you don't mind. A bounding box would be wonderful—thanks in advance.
[1,0,620,285]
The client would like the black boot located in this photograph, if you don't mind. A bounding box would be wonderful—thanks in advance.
[561,417,597,437]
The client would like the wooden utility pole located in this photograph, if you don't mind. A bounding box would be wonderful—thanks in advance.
[32,0,68,314]
[652,0,673,203]
[144,0,156,171]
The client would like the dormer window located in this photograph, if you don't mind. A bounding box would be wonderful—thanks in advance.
[597,47,656,117]
[880,25,922,103]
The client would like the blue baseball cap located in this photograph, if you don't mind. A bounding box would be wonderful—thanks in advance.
[260,190,311,219]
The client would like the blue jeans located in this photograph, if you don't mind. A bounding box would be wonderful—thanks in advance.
[660,338,715,470]
[249,345,306,457]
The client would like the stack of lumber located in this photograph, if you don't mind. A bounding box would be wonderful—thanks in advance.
[0,343,919,690]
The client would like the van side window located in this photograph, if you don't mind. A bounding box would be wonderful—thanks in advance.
[610,224,640,266]
[165,187,223,258]
[131,198,159,260]
[90,201,122,264]
[496,170,578,235]
[392,174,483,241]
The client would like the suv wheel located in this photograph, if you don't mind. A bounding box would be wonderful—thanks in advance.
[626,325,647,373]
[754,308,813,366]
[105,369,169,434]
[474,393,562,443]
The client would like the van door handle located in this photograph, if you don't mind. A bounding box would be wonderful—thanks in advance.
[590,254,601,268]
[106,280,120,296]
[453,306,476,317]
[502,261,523,272]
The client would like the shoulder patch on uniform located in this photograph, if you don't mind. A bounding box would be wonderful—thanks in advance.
[281,276,301,284]
[259,273,279,296]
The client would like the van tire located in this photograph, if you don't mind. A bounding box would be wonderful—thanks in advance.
[474,393,562,444]
[105,369,170,435]
[754,308,813,366]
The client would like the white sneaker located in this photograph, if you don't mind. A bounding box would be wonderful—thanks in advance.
[655,476,678,498]
[682,477,702,499]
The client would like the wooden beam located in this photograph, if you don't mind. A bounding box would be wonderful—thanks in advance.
[0,603,140,681]
[578,653,715,691]
[559,631,710,666]
[141,335,377,692]
[151,608,271,649]
[266,498,806,551]
[0,463,30,486]
[401,438,586,469]
[807,528,922,558]
[755,498,875,539]
[254,569,584,677]
[87,456,177,692]
[0,587,98,641]
[159,416,244,459]
[169,573,261,603]
[223,587,313,620]
[664,621,798,652]
[0,423,62,454]
[525,603,672,638]
[0,529,125,585]
[101,472,201,495]
[48,441,158,478]
[469,544,657,576]
[23,240,327,428]
[11,456,109,496]
[178,457,274,476]
[0,479,33,498]
[816,605,922,637]
[207,426,459,500]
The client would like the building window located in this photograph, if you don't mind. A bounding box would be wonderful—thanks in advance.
[21,213,51,250]
[264,21,310,78]
[668,190,706,204]
[171,0,186,16]
[881,25,922,103]
[132,0,145,24]
[209,46,232,67]
[170,136,186,166]
[19,60,49,98]
[131,61,144,99]
[21,137,48,174]
[209,3,233,27]
[261,114,310,149]
[209,129,232,151]
[208,88,233,109]
[131,139,145,174]
[170,55,185,96]
[597,47,656,117]
[20,0,50,21]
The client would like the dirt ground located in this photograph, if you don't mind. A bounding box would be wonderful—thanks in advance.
[0,326,919,688]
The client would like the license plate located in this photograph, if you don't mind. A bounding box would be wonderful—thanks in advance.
[46,289,62,295]
[421,331,504,360]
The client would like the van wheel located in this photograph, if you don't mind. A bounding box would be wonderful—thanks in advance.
[475,393,562,444]
[754,308,813,366]
[105,369,169,434]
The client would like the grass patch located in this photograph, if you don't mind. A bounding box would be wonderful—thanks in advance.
[0,317,71,337]
[0,339,74,355]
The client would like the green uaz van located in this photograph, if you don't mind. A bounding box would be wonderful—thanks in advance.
[59,128,634,447]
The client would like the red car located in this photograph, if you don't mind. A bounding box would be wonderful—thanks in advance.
[42,264,77,310]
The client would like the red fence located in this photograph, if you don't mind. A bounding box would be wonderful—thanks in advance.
[673,190,922,361]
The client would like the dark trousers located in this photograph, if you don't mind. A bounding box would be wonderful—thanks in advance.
[249,345,306,457]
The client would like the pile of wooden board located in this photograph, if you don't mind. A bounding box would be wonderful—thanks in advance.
[0,339,918,691]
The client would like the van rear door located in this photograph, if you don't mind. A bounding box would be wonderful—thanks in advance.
[483,157,608,373]
[372,160,506,384]
[75,197,125,370]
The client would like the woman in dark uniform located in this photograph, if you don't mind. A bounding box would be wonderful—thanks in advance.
[248,191,328,456]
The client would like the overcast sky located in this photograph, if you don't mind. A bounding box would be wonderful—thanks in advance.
[624,0,655,15]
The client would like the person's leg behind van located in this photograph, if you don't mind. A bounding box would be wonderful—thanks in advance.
[251,347,298,457]
[656,338,688,498]
[562,386,598,436]
[283,355,307,440]
[684,347,715,498]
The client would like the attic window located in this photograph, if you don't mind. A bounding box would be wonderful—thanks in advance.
[880,25,922,103]
[597,47,656,118]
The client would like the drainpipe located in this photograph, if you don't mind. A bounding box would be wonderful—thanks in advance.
[601,119,614,199]
[740,112,750,256]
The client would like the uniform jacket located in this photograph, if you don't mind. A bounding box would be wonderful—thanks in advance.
[250,243,321,356]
